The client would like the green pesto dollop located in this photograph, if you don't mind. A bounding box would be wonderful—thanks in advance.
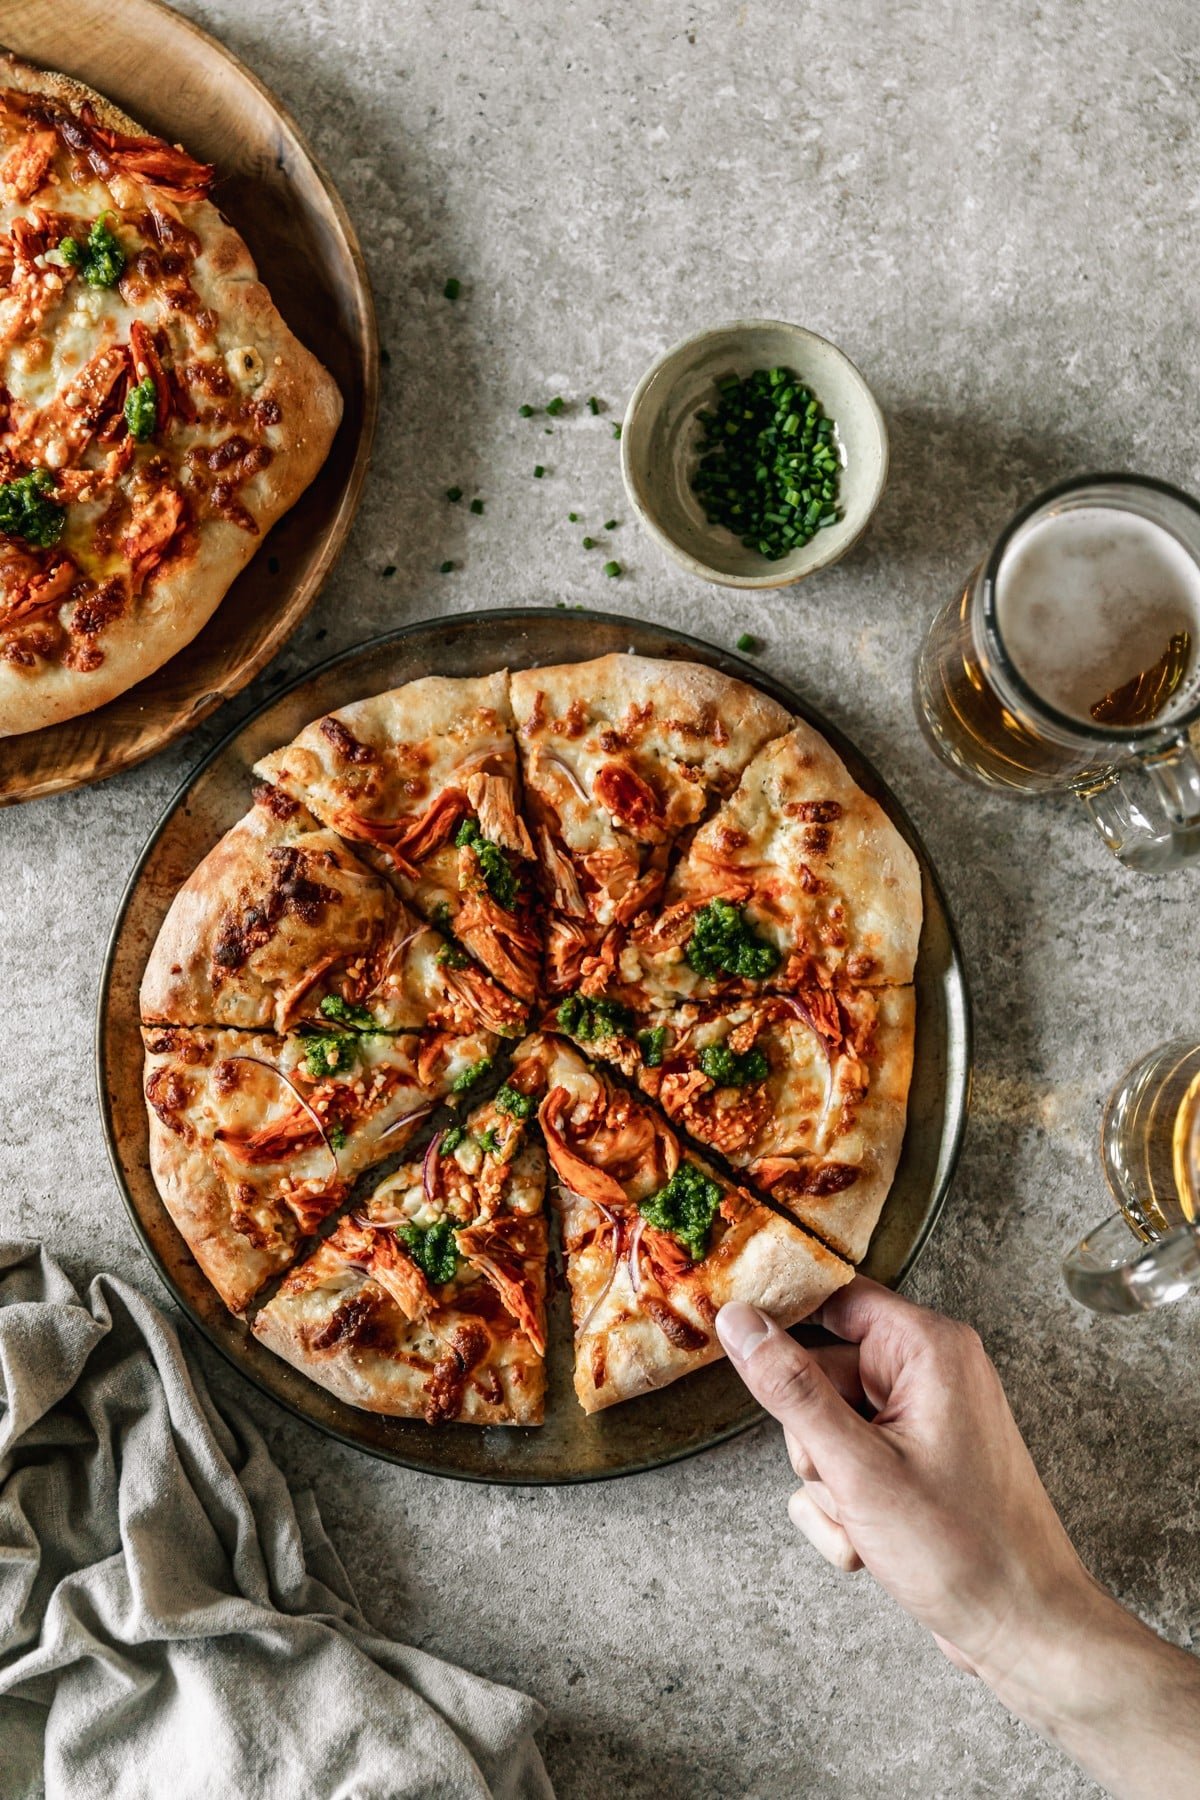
[59,213,126,287]
[637,1025,669,1068]
[451,1055,494,1093]
[455,817,518,910]
[698,1043,769,1087]
[555,991,632,1041]
[639,1162,723,1264]
[124,376,158,443]
[685,899,780,982]
[0,468,65,549]
[494,1083,535,1120]
[398,1216,459,1285]
[431,901,470,968]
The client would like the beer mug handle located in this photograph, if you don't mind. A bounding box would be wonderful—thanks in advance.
[1077,734,1200,872]
[1062,1213,1200,1313]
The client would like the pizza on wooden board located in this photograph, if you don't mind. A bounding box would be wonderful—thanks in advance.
[139,656,922,1424]
[0,53,341,735]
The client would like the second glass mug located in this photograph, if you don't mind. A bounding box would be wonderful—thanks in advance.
[914,472,1200,871]
[1062,1039,1200,1314]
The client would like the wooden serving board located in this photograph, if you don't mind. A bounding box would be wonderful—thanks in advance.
[0,0,378,804]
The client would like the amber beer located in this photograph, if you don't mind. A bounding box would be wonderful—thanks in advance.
[1102,1041,1200,1240]
[914,476,1200,872]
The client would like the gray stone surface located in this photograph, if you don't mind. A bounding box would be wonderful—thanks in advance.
[2,1,1199,1794]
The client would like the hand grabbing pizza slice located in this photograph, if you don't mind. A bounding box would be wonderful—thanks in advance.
[510,654,789,998]
[142,1018,498,1313]
[513,1032,852,1412]
[252,1084,548,1424]
[254,673,542,1001]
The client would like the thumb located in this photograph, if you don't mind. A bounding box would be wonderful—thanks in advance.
[716,1302,879,1484]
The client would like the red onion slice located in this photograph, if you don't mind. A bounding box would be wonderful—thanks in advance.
[627,1215,646,1295]
[422,1129,445,1200]
[541,750,590,803]
[224,1056,338,1176]
[576,1224,620,1337]
[379,1101,434,1141]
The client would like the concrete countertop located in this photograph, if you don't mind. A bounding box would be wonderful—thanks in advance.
[3,2,1198,1793]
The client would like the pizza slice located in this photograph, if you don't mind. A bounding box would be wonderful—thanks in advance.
[513,1032,852,1412]
[254,673,542,1002]
[550,988,915,1262]
[142,1019,498,1313]
[252,1083,548,1424]
[139,782,527,1039]
[619,720,923,1003]
[509,654,790,998]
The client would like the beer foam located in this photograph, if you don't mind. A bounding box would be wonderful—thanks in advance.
[995,505,1200,727]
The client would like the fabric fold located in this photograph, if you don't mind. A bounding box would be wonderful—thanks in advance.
[0,1241,552,1800]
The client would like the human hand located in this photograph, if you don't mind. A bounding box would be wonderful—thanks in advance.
[716,1278,1099,1685]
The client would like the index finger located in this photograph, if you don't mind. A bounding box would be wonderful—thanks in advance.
[815,1275,930,1344]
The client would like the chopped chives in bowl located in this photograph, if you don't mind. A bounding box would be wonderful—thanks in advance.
[689,366,841,561]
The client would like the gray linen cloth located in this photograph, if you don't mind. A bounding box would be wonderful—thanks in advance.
[0,1241,553,1800]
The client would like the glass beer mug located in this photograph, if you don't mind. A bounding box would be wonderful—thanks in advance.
[914,473,1200,871]
[1062,1041,1200,1313]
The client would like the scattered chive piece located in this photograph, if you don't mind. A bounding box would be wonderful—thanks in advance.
[581,536,595,549]
[612,422,622,439]
[690,366,841,560]
[736,632,758,653]
[604,518,618,531]
[545,396,565,416]
[443,277,461,300]
[470,498,484,515]
[519,404,536,417]
[533,465,545,478]
[382,564,396,577]
[568,511,579,522]
[440,560,455,573]
[588,396,601,415]
[604,560,621,578]
[446,486,463,502]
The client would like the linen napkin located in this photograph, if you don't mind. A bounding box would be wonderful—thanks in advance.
[0,1240,553,1800]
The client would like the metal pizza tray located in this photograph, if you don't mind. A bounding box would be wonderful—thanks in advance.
[97,609,972,1485]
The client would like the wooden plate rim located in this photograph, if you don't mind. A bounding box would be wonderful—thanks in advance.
[0,0,379,804]
[96,608,974,1484]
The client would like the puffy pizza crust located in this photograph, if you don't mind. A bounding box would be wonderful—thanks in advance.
[0,54,342,735]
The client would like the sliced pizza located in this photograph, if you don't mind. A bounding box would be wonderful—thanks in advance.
[252,1085,548,1424]
[510,654,789,997]
[513,1032,852,1412]
[0,55,340,736]
[142,1019,498,1313]
[619,720,923,1002]
[254,673,542,1002]
[550,987,915,1262]
[139,783,527,1039]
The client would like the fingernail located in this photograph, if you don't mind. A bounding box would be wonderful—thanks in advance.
[716,1301,772,1363]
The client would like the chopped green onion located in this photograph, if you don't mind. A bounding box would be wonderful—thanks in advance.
[469,498,484,515]
[690,366,841,560]
[581,536,595,549]
[603,560,621,578]
[736,632,757,653]
[519,404,536,417]
[382,564,396,577]
[546,396,565,416]
[568,511,579,522]
[612,423,622,439]
[440,560,454,573]
[443,277,461,300]
[533,465,545,478]
[446,486,463,502]
[588,396,601,415]
[604,519,618,531]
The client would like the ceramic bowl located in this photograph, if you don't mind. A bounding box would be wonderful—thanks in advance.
[620,319,888,589]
